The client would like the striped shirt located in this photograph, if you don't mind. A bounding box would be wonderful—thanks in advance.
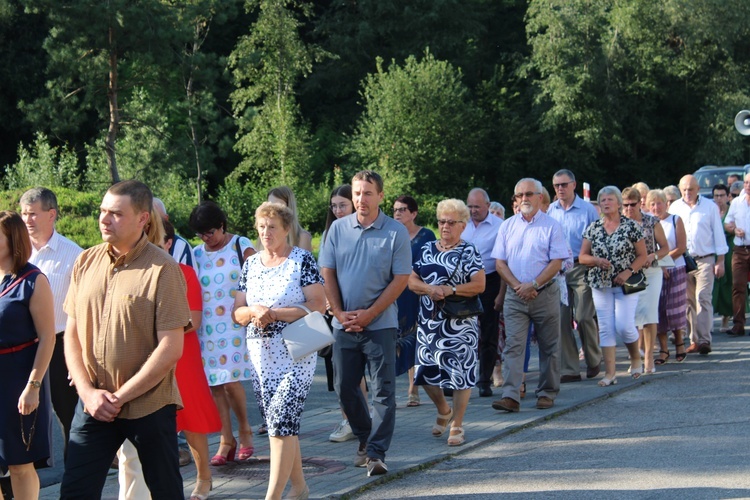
[64,234,191,419]
[29,230,83,333]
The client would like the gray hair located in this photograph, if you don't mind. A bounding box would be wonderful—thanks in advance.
[153,197,167,218]
[489,201,505,219]
[597,186,623,206]
[514,178,543,194]
[20,187,59,220]
[663,185,680,200]
[553,169,576,182]
[468,188,490,203]
[646,189,666,205]
[731,181,744,193]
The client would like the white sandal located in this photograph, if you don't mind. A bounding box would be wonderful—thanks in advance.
[447,426,465,446]
[432,408,454,437]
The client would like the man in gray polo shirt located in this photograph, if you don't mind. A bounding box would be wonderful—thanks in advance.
[319,170,411,477]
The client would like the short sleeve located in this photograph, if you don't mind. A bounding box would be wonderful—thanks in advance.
[180,264,202,311]
[629,220,645,242]
[391,225,413,275]
[237,254,258,293]
[463,243,485,279]
[155,262,191,332]
[239,236,255,254]
[300,250,324,287]
[582,220,597,241]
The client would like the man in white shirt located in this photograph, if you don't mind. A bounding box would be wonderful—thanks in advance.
[20,187,83,458]
[668,175,728,354]
[723,173,750,336]
[462,188,503,397]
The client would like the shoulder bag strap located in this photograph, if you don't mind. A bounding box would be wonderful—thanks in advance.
[446,244,468,286]
[0,269,40,300]
[235,235,245,265]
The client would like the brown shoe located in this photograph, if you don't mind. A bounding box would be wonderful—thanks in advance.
[492,397,520,412]
[560,374,582,383]
[728,327,745,337]
[686,343,700,353]
[698,343,712,355]
[178,449,192,467]
[536,396,554,410]
[586,365,601,379]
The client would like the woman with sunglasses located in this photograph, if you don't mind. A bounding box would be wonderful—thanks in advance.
[189,201,257,466]
[408,199,485,446]
[622,187,670,374]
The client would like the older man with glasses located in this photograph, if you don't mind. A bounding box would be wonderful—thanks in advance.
[548,169,602,383]
[491,178,569,412]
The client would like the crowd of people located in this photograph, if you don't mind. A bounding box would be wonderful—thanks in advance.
[0,167,746,499]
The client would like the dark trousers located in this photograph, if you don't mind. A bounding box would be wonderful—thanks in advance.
[478,272,501,386]
[732,246,750,328]
[60,403,183,500]
[333,327,397,461]
[49,332,79,461]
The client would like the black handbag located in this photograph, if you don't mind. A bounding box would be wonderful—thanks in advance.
[683,252,698,273]
[437,244,483,318]
[621,270,647,295]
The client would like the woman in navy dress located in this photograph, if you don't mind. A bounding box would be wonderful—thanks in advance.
[0,211,55,499]
[393,195,435,407]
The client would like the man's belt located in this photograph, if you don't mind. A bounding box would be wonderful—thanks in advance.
[536,279,557,292]
[693,254,715,260]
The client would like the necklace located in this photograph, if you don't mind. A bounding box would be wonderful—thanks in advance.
[438,240,460,250]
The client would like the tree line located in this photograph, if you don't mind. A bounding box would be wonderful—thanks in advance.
[1,0,749,239]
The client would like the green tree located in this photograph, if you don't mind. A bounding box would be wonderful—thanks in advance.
[20,0,188,183]
[347,51,484,203]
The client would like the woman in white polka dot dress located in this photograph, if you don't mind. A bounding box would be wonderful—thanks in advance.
[234,201,325,500]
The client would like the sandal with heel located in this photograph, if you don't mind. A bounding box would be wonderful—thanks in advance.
[190,479,212,500]
[432,408,454,437]
[447,426,465,447]
[237,430,254,461]
[210,438,236,466]
[655,350,670,365]
[675,342,687,362]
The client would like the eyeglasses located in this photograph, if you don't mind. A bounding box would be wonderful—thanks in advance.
[330,203,350,212]
[437,219,461,227]
[196,229,218,239]
[513,191,539,200]
[393,207,409,214]
[622,202,639,208]
[553,182,571,189]
[730,193,739,198]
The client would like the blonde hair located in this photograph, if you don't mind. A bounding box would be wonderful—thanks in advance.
[267,186,304,247]
[645,189,666,206]
[436,199,470,223]
[255,202,294,231]
[145,207,165,247]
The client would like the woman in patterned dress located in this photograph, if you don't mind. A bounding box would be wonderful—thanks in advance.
[190,201,256,465]
[622,187,670,374]
[233,202,325,500]
[408,199,485,447]
[579,186,649,386]
[649,189,688,362]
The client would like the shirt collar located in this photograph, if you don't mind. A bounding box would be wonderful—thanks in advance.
[352,209,386,230]
[34,230,61,252]
[107,233,150,265]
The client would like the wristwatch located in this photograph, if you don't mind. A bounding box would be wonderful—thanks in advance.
[627,266,635,273]
[532,279,540,290]
[451,286,457,295]
[28,380,41,389]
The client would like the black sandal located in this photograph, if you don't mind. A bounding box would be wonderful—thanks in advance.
[675,343,686,362]
[655,350,670,365]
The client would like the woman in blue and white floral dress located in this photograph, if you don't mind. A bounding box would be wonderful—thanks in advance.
[408,199,485,447]
[234,201,325,500]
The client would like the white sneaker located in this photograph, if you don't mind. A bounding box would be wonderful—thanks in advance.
[329,419,355,442]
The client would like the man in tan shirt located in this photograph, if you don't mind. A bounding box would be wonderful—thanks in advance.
[60,180,190,499]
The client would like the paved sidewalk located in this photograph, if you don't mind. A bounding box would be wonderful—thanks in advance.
[40,321,738,499]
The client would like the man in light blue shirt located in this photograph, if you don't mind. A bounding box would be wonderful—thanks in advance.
[319,170,411,477]
[548,169,602,382]
[491,178,569,412]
